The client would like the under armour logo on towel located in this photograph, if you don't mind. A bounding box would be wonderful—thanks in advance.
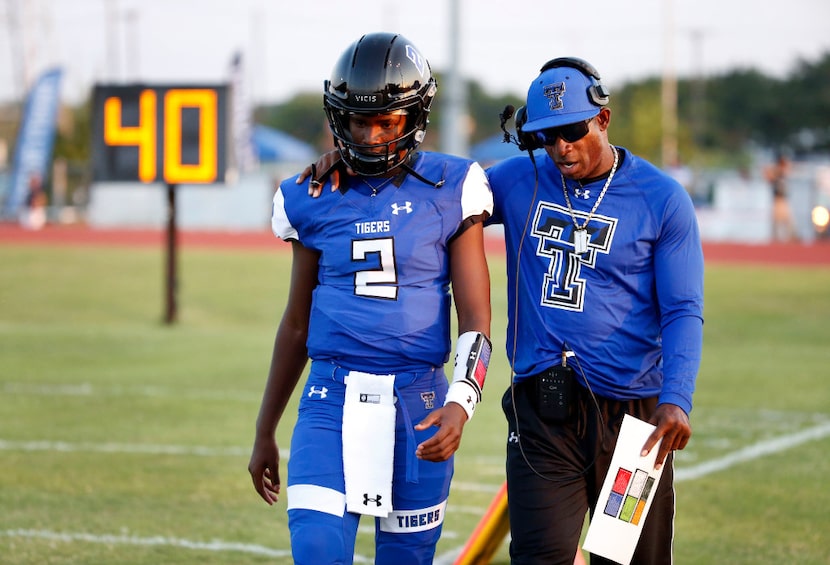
[391,201,412,215]
[308,386,328,399]
[363,493,383,507]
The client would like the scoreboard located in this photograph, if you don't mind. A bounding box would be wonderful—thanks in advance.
[92,84,228,184]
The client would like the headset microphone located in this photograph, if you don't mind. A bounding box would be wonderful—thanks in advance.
[499,105,518,145]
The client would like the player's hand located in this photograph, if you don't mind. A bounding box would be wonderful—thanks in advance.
[414,402,468,462]
[248,434,281,505]
[296,150,351,197]
[640,403,691,470]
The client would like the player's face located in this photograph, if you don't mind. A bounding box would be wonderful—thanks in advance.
[543,108,612,180]
[348,112,407,154]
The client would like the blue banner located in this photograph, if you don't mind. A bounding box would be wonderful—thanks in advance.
[3,68,63,217]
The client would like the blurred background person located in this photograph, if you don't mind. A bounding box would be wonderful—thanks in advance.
[764,150,798,242]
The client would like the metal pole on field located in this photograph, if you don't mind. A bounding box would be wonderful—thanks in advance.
[164,183,178,324]
[453,481,510,564]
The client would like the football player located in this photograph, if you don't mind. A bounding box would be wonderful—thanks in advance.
[248,32,493,565]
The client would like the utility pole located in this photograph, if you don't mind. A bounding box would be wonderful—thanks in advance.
[690,29,706,155]
[440,0,468,157]
[661,0,678,168]
[5,0,26,101]
[124,9,139,80]
[105,0,120,81]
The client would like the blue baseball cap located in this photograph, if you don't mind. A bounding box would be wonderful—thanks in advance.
[521,65,603,132]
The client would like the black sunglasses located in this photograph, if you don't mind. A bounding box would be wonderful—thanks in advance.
[535,117,594,145]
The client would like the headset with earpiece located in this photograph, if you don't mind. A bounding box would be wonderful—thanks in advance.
[514,57,610,152]
[514,106,538,152]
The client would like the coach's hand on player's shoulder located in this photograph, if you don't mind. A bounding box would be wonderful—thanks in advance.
[248,435,282,505]
[297,150,351,197]
[641,403,692,471]
[413,402,468,462]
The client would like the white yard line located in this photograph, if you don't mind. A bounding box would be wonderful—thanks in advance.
[433,420,830,565]
[2,381,258,402]
[0,439,251,457]
[675,419,830,482]
[0,529,292,559]
[3,421,829,561]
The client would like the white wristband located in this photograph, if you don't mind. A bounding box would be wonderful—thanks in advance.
[444,331,492,420]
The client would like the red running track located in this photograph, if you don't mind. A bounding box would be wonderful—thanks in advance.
[2,223,830,266]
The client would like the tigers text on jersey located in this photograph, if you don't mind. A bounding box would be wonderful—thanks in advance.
[486,147,703,412]
[272,152,493,373]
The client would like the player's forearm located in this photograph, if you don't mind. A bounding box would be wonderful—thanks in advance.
[254,325,309,436]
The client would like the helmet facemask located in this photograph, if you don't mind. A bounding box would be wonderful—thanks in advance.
[324,101,432,177]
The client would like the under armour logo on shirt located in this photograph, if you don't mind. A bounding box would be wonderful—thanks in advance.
[308,386,328,399]
[391,202,413,215]
[508,431,520,444]
[574,187,591,199]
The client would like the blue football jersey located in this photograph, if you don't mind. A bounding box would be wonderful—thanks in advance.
[487,147,703,412]
[273,152,493,373]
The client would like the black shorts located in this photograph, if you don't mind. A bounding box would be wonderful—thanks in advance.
[502,377,676,565]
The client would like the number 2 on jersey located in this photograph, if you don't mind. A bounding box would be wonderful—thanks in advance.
[352,238,398,300]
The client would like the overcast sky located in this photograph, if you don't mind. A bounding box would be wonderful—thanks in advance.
[2,0,829,105]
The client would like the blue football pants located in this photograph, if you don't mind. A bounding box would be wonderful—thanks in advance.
[286,361,453,565]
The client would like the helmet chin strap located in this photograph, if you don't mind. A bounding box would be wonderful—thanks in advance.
[346,146,399,177]
[400,155,445,188]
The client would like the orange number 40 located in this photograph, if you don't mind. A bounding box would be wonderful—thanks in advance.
[103,88,218,184]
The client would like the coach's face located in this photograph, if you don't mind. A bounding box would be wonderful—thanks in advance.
[544,107,613,181]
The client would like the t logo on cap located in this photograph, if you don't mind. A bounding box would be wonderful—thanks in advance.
[544,82,566,111]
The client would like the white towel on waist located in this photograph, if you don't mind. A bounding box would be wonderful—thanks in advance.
[342,370,396,517]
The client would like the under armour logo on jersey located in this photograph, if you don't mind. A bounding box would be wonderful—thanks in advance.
[421,391,436,409]
[363,493,383,507]
[308,386,328,399]
[405,45,426,77]
[391,201,412,215]
[543,82,566,110]
[508,431,520,444]
[574,187,591,199]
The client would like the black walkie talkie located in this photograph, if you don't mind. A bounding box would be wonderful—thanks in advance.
[536,349,575,422]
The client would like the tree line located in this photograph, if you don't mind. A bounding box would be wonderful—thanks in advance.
[256,50,830,168]
[15,49,826,205]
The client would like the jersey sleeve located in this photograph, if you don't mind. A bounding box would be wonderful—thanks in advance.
[271,186,299,242]
[655,184,705,413]
[460,162,494,221]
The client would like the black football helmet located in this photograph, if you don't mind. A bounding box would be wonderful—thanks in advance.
[324,32,437,176]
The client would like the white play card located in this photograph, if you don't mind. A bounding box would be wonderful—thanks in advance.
[582,414,665,565]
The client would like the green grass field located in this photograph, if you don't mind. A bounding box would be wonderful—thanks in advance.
[1,240,829,564]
